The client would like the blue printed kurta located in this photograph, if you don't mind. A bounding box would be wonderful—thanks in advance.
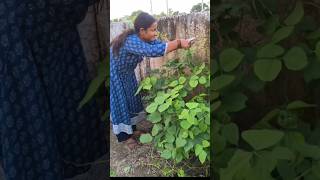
[110,33,167,135]
[0,1,107,180]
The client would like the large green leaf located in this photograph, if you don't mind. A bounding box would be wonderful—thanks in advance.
[295,143,320,159]
[199,76,207,84]
[169,80,179,87]
[151,124,163,136]
[178,76,186,84]
[220,150,253,180]
[220,48,244,72]
[180,120,192,130]
[189,78,198,88]
[284,1,304,26]
[242,129,284,150]
[199,150,207,164]
[287,100,317,110]
[283,47,308,70]
[186,102,199,109]
[221,123,239,145]
[147,112,161,123]
[176,137,187,148]
[161,149,172,159]
[154,95,166,105]
[271,26,294,44]
[78,60,107,109]
[146,102,158,113]
[165,133,175,143]
[139,133,153,143]
[221,92,248,112]
[158,102,170,112]
[212,75,235,91]
[257,43,284,58]
[272,146,295,160]
[202,140,210,148]
[254,59,282,82]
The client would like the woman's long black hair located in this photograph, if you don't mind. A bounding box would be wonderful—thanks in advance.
[111,12,156,57]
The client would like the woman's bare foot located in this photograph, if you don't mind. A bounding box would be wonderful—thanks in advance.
[123,136,141,151]
[133,130,147,138]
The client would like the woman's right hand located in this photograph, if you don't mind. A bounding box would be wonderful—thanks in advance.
[180,39,191,49]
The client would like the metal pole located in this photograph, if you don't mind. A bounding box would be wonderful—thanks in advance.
[150,0,153,14]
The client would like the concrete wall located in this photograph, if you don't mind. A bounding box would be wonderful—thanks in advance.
[110,12,210,81]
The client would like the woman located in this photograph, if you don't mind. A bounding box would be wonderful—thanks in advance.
[0,0,107,179]
[110,12,192,150]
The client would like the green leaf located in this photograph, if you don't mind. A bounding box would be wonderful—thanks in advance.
[221,92,248,112]
[195,144,203,156]
[161,149,172,159]
[78,60,107,109]
[220,150,253,180]
[146,102,158,113]
[158,102,170,112]
[212,75,235,91]
[186,102,199,109]
[199,76,207,84]
[154,95,166,105]
[169,80,179,87]
[221,123,239,145]
[202,140,210,148]
[242,129,284,150]
[220,48,244,72]
[199,150,207,164]
[284,1,304,26]
[165,134,175,144]
[296,143,320,159]
[176,137,187,148]
[147,112,161,123]
[272,146,295,160]
[180,120,192,130]
[143,84,152,90]
[178,76,186,84]
[283,47,308,70]
[189,79,198,88]
[151,124,163,136]
[287,100,317,110]
[178,109,189,119]
[257,43,284,58]
[316,41,320,61]
[254,59,282,82]
[139,133,153,143]
[271,26,294,44]
[167,125,176,135]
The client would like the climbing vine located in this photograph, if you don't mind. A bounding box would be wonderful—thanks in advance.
[136,50,210,171]
[212,0,320,179]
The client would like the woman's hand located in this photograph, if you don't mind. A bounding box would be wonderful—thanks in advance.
[180,39,191,49]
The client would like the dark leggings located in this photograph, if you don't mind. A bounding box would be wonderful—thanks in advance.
[116,125,137,142]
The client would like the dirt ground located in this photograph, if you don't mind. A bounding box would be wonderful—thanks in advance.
[110,119,209,177]
[110,119,165,177]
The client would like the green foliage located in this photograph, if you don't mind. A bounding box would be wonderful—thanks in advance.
[213,0,320,179]
[136,52,210,167]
